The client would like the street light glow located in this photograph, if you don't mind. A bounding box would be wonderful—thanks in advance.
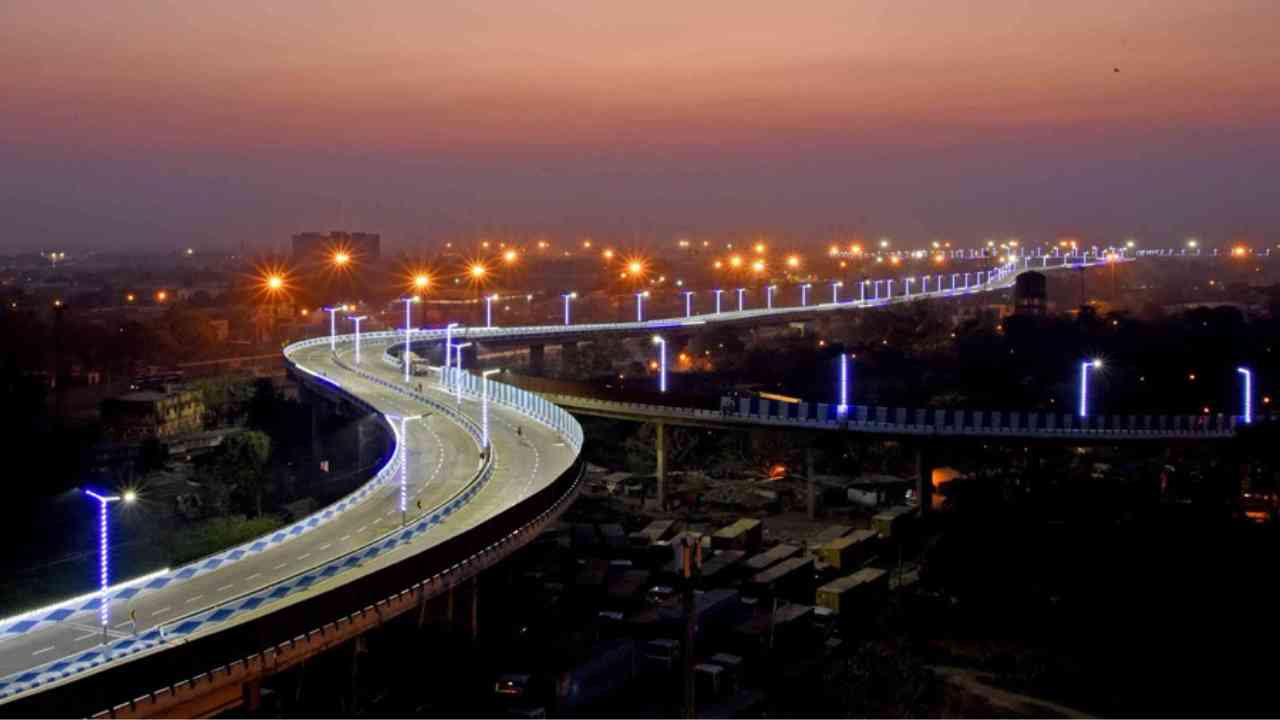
[1238,367,1253,424]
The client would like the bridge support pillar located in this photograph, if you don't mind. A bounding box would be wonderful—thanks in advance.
[529,343,546,376]
[242,678,262,714]
[561,341,579,371]
[915,444,935,515]
[806,446,816,519]
[655,421,666,511]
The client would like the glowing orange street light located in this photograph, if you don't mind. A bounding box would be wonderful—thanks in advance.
[754,242,766,254]
[155,290,167,302]
[850,244,863,255]
[503,249,519,264]
[1232,245,1249,257]
[729,255,743,269]
[603,249,615,260]
[125,293,136,303]
[786,255,800,269]
[332,251,350,267]
[713,260,723,269]
[628,260,644,275]
[469,262,488,280]
[751,259,765,274]
[266,274,284,291]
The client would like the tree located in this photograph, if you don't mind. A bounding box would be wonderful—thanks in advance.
[207,430,272,517]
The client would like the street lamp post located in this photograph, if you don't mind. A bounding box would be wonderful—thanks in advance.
[683,291,694,318]
[714,289,724,314]
[860,280,868,303]
[636,291,649,322]
[84,489,135,642]
[485,294,498,328]
[837,354,850,416]
[905,278,915,297]
[388,414,423,526]
[830,281,843,304]
[886,279,895,299]
[482,369,501,448]
[736,288,746,312]
[349,316,367,364]
[324,306,341,352]
[453,342,473,403]
[1238,367,1253,424]
[766,285,776,309]
[652,336,667,393]
[1079,359,1102,418]
[800,283,811,307]
[441,322,459,389]
[562,292,577,325]
[398,298,416,382]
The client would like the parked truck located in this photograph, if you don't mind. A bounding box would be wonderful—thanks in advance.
[814,529,877,571]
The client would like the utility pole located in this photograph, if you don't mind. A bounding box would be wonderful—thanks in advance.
[681,534,701,719]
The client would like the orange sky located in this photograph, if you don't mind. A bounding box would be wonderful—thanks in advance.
[1,1,1278,248]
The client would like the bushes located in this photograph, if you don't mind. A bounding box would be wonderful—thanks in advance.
[170,515,285,566]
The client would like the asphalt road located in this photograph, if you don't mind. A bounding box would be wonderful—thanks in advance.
[0,339,577,684]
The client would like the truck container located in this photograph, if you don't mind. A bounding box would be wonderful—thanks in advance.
[605,569,651,609]
[554,639,638,714]
[815,567,889,614]
[747,556,814,603]
[871,506,914,539]
[711,518,763,554]
[814,529,877,570]
[807,524,852,546]
[630,519,681,546]
[744,543,800,573]
[598,523,626,550]
[697,550,745,584]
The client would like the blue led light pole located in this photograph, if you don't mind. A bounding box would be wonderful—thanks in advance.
[736,288,746,312]
[482,368,501,447]
[84,488,135,642]
[387,414,422,526]
[766,285,776,309]
[683,291,694,318]
[398,298,416,382]
[1238,367,1253,424]
[860,280,868,303]
[562,292,576,325]
[830,281,843,304]
[441,322,459,388]
[324,306,341,352]
[485,294,497,328]
[886,279,895,299]
[652,335,667,393]
[636,291,649,322]
[837,353,850,416]
[714,289,724,314]
[800,283,811,307]
[453,342,472,403]
[349,316,367,364]
[905,278,915,297]
[1079,359,1102,418]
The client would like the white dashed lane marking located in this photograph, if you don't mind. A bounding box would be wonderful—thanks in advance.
[151,607,171,617]
[216,583,234,592]
[184,595,203,605]
[32,646,55,657]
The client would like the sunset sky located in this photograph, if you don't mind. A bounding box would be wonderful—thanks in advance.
[2,1,1278,251]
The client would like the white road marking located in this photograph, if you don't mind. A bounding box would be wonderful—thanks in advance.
[296,553,311,561]
[246,573,262,581]
[216,583,234,592]
[32,646,56,656]
[319,543,333,551]
[357,525,368,533]
[339,535,351,542]
[184,595,203,605]
[151,607,172,617]
[273,563,288,570]
[73,628,99,642]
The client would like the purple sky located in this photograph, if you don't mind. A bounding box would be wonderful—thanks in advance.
[2,1,1278,252]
